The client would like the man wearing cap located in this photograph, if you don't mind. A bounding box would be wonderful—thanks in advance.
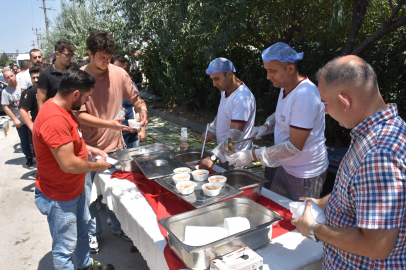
[229,43,328,201]
[199,58,256,170]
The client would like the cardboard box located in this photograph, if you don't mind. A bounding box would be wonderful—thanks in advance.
[210,247,263,270]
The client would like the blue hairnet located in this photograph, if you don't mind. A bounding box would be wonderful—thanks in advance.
[262,42,303,63]
[206,57,236,75]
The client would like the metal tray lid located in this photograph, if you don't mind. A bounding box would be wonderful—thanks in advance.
[132,150,186,180]
[110,143,174,161]
[155,175,243,208]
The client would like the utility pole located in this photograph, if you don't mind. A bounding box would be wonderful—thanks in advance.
[32,28,42,49]
[39,0,51,38]
[73,0,76,11]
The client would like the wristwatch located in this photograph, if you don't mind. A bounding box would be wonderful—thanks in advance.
[309,222,319,242]
[210,154,217,162]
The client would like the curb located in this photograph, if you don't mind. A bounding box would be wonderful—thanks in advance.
[148,107,217,139]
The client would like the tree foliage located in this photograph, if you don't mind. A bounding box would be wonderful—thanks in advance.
[43,0,129,58]
[0,52,9,67]
[46,0,406,147]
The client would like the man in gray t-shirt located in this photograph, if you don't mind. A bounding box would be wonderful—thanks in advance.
[2,70,34,166]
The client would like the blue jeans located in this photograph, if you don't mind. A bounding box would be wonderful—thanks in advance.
[85,172,122,238]
[34,187,91,270]
[125,139,139,149]
[16,124,34,158]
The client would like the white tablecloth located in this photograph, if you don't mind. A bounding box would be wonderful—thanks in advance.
[92,168,323,270]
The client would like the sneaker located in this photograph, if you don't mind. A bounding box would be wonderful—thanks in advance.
[77,258,114,270]
[89,237,99,254]
[106,218,111,225]
[26,157,33,167]
[111,228,131,241]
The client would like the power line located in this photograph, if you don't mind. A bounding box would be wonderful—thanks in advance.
[33,28,42,49]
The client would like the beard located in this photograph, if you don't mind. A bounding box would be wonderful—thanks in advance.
[72,98,83,111]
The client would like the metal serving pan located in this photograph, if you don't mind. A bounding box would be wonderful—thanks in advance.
[154,175,243,208]
[174,148,212,167]
[132,150,186,179]
[213,170,268,202]
[159,197,282,269]
[110,143,174,173]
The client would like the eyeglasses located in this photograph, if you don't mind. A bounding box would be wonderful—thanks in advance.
[61,52,76,58]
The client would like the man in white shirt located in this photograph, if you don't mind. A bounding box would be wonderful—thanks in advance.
[199,58,256,170]
[18,49,43,92]
[16,60,31,92]
[229,43,328,201]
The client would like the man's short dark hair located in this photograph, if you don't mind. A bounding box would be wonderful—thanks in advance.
[21,60,31,70]
[29,65,41,75]
[55,39,77,53]
[70,60,88,69]
[111,53,127,64]
[87,30,116,56]
[58,68,96,96]
[39,63,51,73]
[29,49,41,57]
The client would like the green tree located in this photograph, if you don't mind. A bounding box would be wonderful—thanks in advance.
[43,0,130,58]
[0,52,9,67]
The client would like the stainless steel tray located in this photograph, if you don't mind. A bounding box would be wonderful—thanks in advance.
[159,197,282,269]
[110,143,175,173]
[174,148,212,167]
[213,170,268,202]
[154,176,243,208]
[132,150,186,179]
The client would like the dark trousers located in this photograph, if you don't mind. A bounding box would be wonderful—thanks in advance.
[16,124,34,158]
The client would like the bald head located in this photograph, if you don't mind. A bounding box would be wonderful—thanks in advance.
[316,55,378,98]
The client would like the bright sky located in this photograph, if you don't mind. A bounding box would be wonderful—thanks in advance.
[0,0,61,53]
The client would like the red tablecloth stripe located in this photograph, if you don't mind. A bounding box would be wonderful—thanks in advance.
[111,171,295,270]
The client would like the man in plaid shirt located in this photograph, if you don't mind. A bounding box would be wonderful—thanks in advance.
[292,55,406,269]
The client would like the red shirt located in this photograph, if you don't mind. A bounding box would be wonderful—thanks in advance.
[33,99,88,201]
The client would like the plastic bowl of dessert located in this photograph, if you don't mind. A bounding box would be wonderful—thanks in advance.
[173,167,191,174]
[173,173,191,185]
[191,169,210,181]
[208,175,227,187]
[202,183,222,197]
[176,181,196,195]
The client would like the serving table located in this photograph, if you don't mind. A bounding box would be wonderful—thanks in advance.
[91,166,323,270]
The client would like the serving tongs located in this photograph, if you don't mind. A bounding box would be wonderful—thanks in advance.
[224,136,256,155]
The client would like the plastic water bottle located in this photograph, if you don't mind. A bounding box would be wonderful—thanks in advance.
[180,127,189,150]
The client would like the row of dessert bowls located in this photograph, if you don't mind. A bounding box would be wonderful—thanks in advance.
[172,167,227,197]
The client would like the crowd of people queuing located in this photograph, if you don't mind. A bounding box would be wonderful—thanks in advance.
[1,29,405,270]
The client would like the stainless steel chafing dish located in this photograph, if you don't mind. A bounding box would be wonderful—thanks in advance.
[214,170,268,202]
[174,148,212,167]
[159,197,282,269]
[109,143,174,173]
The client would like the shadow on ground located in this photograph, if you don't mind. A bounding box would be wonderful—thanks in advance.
[22,182,36,192]
[13,143,22,154]
[20,169,37,181]
[37,251,54,270]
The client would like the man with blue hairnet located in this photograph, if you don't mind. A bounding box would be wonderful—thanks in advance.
[199,57,256,170]
[228,43,328,201]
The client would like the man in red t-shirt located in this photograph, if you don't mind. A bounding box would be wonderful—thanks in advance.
[33,68,114,270]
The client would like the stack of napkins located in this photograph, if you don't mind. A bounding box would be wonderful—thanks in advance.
[183,217,251,246]
[184,226,229,246]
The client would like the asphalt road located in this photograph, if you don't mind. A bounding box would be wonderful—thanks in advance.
[0,119,150,270]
